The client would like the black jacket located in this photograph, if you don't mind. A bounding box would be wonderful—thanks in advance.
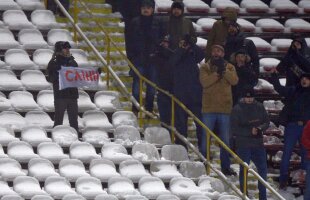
[231,100,270,148]
[47,54,79,99]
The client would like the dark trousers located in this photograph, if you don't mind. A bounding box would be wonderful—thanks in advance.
[54,98,78,132]
[157,90,172,126]
[47,0,70,16]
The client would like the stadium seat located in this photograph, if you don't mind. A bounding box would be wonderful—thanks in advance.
[156,194,180,200]
[89,158,121,182]
[101,143,132,164]
[112,111,138,128]
[211,0,239,12]
[47,29,75,47]
[139,176,171,199]
[28,158,59,182]
[94,91,122,112]
[144,126,171,147]
[150,160,182,182]
[59,159,90,182]
[3,10,35,30]
[0,111,26,131]
[218,195,241,200]
[94,194,118,200]
[114,125,141,147]
[13,176,47,199]
[198,176,225,194]
[0,181,18,197]
[69,141,100,163]
[132,143,160,164]
[0,158,26,181]
[270,0,298,13]
[119,159,151,183]
[32,49,54,70]
[271,38,292,51]
[24,111,54,130]
[161,144,189,162]
[240,0,269,13]
[15,0,44,11]
[63,111,85,130]
[0,59,8,70]
[108,176,140,198]
[9,91,40,112]
[70,49,91,68]
[44,176,76,199]
[124,195,147,200]
[179,161,206,179]
[5,49,38,70]
[75,176,107,199]
[0,29,21,49]
[183,0,209,13]
[259,58,280,72]
[62,194,86,200]
[77,90,97,112]
[0,126,19,147]
[169,177,203,199]
[18,29,49,50]
[285,18,310,33]
[236,18,255,32]
[37,142,69,164]
[0,0,21,10]
[52,125,78,148]
[254,79,275,93]
[155,0,173,13]
[1,195,24,200]
[188,196,211,200]
[7,141,39,163]
[196,18,216,32]
[82,110,113,131]
[255,19,284,32]
[31,10,60,30]
[246,37,272,52]
[0,144,8,158]
[21,126,52,147]
[31,195,53,200]
[20,70,52,91]
[299,0,310,13]
[0,70,23,91]
[36,90,54,112]
[82,128,110,147]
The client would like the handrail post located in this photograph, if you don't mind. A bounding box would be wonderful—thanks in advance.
[106,35,111,89]
[171,98,175,143]
[73,0,78,43]
[139,78,144,127]
[243,167,248,198]
[206,131,211,175]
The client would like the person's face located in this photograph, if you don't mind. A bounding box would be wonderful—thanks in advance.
[172,8,182,17]
[141,6,154,16]
[235,54,246,66]
[61,47,70,57]
[211,47,224,59]
[228,25,238,36]
[301,77,310,88]
[292,41,302,50]
[244,97,254,104]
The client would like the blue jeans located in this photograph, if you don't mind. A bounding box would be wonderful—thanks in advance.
[305,160,310,200]
[279,123,306,184]
[237,147,267,200]
[202,113,231,170]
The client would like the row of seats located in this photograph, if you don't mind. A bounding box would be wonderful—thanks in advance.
[0,0,44,11]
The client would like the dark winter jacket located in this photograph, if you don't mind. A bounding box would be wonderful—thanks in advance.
[231,100,270,148]
[276,38,310,86]
[47,54,79,99]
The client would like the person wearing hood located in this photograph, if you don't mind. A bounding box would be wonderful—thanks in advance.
[127,0,166,114]
[205,7,238,61]
[231,87,269,200]
[276,37,310,86]
[270,70,310,189]
[47,41,79,132]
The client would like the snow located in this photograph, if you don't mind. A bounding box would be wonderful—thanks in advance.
[101,143,132,164]
[44,176,76,199]
[3,10,35,30]
[246,37,271,52]
[0,29,21,49]
[236,18,255,32]
[82,128,110,147]
[5,49,38,70]
[285,18,310,32]
[7,141,39,163]
[0,0,21,10]
[183,0,210,13]
[0,70,24,91]
[0,126,19,146]
[119,159,150,183]
[179,161,206,179]
[59,159,90,182]
[114,125,141,145]
[240,0,269,13]
[161,144,189,162]
[256,19,284,32]
[271,38,292,51]
[254,79,275,93]
[0,92,12,111]
[25,111,54,129]
[270,0,298,13]
[9,91,40,111]
[70,141,100,163]
[299,0,310,12]
[47,29,75,46]
[196,18,216,32]
[144,126,171,147]
[132,143,160,163]
[259,58,280,71]
[52,125,78,147]
[139,177,171,199]
[21,126,51,146]
[28,158,59,181]
[150,161,182,182]
[37,90,54,111]
[0,181,17,196]
[0,158,26,181]
[83,110,113,131]
[18,29,49,49]
[71,49,91,68]
[94,91,121,112]
[37,142,69,164]
[155,0,173,13]
[77,90,97,112]
[211,0,239,11]
[31,10,59,30]
[21,70,51,91]
[33,49,54,70]
[170,177,203,199]
[13,176,47,199]
[76,177,107,198]
[16,0,44,11]
[197,37,207,50]
[112,111,138,128]
[0,111,26,131]
[108,177,140,198]
[90,159,121,182]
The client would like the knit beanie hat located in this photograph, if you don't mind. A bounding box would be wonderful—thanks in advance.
[211,44,225,52]
[141,0,155,8]
[222,7,237,22]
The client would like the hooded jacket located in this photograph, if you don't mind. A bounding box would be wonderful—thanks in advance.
[302,121,310,159]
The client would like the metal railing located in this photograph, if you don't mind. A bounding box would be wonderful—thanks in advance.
[53,0,285,199]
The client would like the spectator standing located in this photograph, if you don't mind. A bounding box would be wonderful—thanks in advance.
[199,44,238,175]
[47,41,79,132]
[231,88,270,200]
[276,37,310,86]
[127,0,165,114]
[301,120,310,200]
[270,72,310,189]
[205,7,238,60]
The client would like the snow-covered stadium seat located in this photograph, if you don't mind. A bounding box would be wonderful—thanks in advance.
[0,144,8,158]
[156,194,180,200]
[36,90,54,112]
[119,159,151,183]
[18,29,49,50]
[25,111,53,132]
[52,125,78,147]
[77,90,96,112]
[150,160,182,182]
[33,49,54,70]
[169,177,203,199]
[259,58,280,72]
[255,19,284,32]
[69,141,100,163]
[7,141,39,163]
[13,176,47,199]
[218,195,241,200]
[0,70,23,91]
[183,0,209,13]
[270,0,298,13]
[2,10,35,30]
[211,0,239,12]
[198,176,225,194]
[5,49,38,70]
[236,18,255,32]
[0,59,8,70]
[179,161,206,179]
[89,158,121,182]
[299,0,310,13]
[197,37,207,50]
[20,70,51,91]
[0,181,18,197]
[0,111,26,131]
[0,158,26,182]
[155,0,173,13]
[196,18,216,32]
[62,194,86,200]
[161,144,189,162]
[21,126,52,147]
[37,142,69,164]
[101,143,132,164]
[246,37,271,52]
[108,177,140,198]
[83,110,113,131]
[139,176,171,199]
[71,49,91,68]
[82,128,110,147]
[112,111,138,128]
[285,18,310,33]
[132,143,160,164]
[0,29,21,49]
[94,91,121,112]
[47,29,75,47]
[125,196,147,200]
[0,92,12,111]
[1,194,24,200]
[94,194,118,200]
[44,176,76,199]
[240,0,269,13]
[28,158,59,182]
[0,126,19,147]
[0,0,21,10]
[254,79,275,93]
[16,0,44,11]
[271,38,292,51]
[76,176,107,199]
[59,159,90,182]
[31,195,53,200]
[188,196,211,200]
[9,91,40,112]
[144,126,171,147]
[114,125,141,147]
[31,10,60,30]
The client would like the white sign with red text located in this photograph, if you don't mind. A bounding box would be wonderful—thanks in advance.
[59,66,99,90]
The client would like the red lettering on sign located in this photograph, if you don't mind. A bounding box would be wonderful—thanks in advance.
[65,70,74,81]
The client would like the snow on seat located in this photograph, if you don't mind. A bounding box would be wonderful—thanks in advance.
[1,195,24,200]
[183,0,209,13]
[285,18,310,33]
[240,0,269,13]
[0,29,21,50]
[0,111,26,131]
[37,142,69,164]
[211,0,239,12]
[108,177,140,199]
[254,79,275,93]
[101,143,132,165]
[0,59,9,70]
[62,194,86,200]
[132,143,160,164]
[259,58,280,72]
[3,10,35,30]
[82,110,112,130]
[5,49,38,70]
[144,126,171,147]
[119,159,151,183]
[89,158,121,182]
[270,0,298,13]
[31,10,60,30]
[76,176,107,199]
[59,159,90,182]
[161,144,189,162]
[21,126,51,147]
[150,161,182,183]
[13,176,47,199]
[188,196,211,200]
[169,177,203,199]
[255,19,284,33]
[33,49,54,70]
[196,18,216,32]
[156,194,180,200]
[77,90,96,112]
[246,37,271,52]
[0,0,21,10]
[112,111,138,128]
[299,0,310,13]
[25,111,54,130]
[7,141,39,163]
[0,144,8,158]
[52,125,78,148]
[82,128,110,148]
[271,38,292,52]
[0,181,18,197]
[139,176,170,199]
[0,92,12,111]
[124,195,147,200]
[71,49,91,68]
[18,29,49,50]
[69,141,100,164]
[114,125,141,147]
[0,158,26,182]
[44,176,76,199]
[0,70,23,91]
[197,37,207,50]
[36,90,54,112]
[31,195,53,200]
[198,177,225,195]
[94,194,118,200]
[179,161,206,179]
[155,0,173,13]
[0,126,19,147]
[20,70,51,91]
[9,91,40,112]
[15,0,44,11]
[28,158,59,182]
[218,195,241,200]
[47,29,75,47]
[236,18,255,32]
[94,91,121,113]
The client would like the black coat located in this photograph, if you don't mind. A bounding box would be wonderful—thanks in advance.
[47,54,79,99]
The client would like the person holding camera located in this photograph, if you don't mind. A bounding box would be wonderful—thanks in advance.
[230,88,270,200]
[199,44,238,176]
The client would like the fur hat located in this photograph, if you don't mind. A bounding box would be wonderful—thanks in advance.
[222,7,237,22]
[141,0,155,8]
[211,44,225,52]
[171,0,184,12]
[54,41,71,53]
[230,49,251,63]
